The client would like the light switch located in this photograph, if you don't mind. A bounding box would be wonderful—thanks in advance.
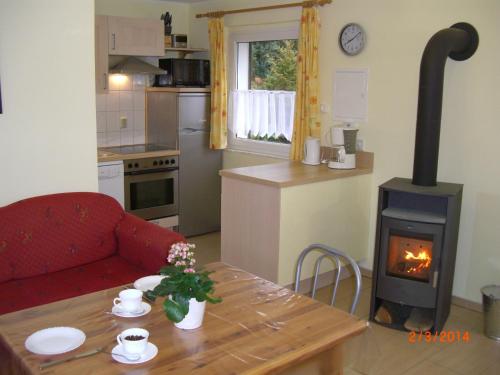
[320,104,330,113]
[120,116,127,129]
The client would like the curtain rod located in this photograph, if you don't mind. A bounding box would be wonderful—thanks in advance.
[195,0,332,19]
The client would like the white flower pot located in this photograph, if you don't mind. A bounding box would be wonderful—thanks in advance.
[174,298,206,330]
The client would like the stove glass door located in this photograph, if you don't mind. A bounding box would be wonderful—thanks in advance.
[386,234,433,282]
[125,169,178,220]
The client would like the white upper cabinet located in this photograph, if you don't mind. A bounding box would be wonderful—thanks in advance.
[95,15,109,93]
[107,16,164,57]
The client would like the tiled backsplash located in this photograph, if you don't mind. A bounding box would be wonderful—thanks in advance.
[96,74,153,147]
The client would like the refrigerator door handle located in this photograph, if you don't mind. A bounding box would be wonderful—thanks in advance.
[181,128,207,134]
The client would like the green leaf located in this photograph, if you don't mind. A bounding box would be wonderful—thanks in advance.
[205,295,222,304]
[144,290,157,301]
[173,294,190,315]
[163,298,186,323]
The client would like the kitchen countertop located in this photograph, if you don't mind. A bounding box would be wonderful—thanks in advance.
[146,87,211,93]
[97,148,179,163]
[219,151,374,188]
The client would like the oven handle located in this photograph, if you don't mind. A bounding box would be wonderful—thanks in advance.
[125,167,178,176]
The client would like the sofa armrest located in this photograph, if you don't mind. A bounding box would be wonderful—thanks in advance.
[115,213,185,274]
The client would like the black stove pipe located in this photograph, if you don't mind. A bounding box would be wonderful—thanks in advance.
[412,23,478,186]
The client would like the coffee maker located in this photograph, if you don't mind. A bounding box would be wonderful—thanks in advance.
[328,124,358,169]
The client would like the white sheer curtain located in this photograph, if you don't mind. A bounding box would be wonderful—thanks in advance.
[231,90,296,141]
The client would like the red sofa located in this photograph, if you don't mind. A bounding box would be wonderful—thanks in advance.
[0,192,184,315]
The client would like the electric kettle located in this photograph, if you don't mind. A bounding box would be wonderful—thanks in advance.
[302,137,321,165]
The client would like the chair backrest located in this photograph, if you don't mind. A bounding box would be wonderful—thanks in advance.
[294,243,362,314]
[0,192,124,283]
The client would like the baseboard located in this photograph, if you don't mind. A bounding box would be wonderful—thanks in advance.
[451,295,483,312]
[285,266,354,294]
[357,266,483,312]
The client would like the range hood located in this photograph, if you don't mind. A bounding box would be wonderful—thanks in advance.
[109,57,166,75]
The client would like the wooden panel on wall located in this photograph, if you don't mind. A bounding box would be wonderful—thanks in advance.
[221,177,280,282]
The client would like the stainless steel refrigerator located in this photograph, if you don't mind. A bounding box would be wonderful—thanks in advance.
[146,91,221,237]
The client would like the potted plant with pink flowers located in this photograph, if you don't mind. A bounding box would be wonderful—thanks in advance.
[146,242,221,329]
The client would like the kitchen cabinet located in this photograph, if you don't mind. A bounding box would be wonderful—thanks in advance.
[107,16,164,57]
[95,15,109,93]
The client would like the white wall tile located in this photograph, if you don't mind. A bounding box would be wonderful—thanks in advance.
[133,91,145,110]
[119,110,134,130]
[121,75,132,90]
[96,111,107,132]
[105,131,121,146]
[120,129,134,145]
[108,75,121,91]
[96,93,107,112]
[97,132,107,147]
[97,74,151,146]
[108,74,133,91]
[134,130,145,144]
[119,91,134,110]
[106,91,119,111]
[134,110,145,131]
[106,111,120,132]
[133,75,146,91]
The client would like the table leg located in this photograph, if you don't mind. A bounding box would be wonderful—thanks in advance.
[318,344,344,375]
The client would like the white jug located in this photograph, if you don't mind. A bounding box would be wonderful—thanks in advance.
[303,137,321,165]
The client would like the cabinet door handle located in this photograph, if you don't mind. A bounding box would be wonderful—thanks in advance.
[112,33,116,50]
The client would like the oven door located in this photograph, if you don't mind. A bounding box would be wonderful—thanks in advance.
[124,168,178,220]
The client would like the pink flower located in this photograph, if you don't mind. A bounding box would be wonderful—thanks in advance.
[168,242,198,269]
[184,268,195,273]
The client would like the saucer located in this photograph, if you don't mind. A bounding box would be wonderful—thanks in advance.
[133,275,166,292]
[111,342,158,364]
[112,302,151,318]
[25,327,85,355]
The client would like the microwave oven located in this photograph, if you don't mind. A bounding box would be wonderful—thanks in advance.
[156,58,210,87]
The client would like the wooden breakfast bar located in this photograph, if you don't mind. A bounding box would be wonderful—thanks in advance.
[219,153,374,287]
[0,263,367,375]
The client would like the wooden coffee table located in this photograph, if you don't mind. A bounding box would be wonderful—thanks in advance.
[0,262,367,375]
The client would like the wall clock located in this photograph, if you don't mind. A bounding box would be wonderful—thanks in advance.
[339,23,366,56]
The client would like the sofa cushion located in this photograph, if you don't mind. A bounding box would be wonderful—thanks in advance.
[0,193,124,283]
[0,255,150,315]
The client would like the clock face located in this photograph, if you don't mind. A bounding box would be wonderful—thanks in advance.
[339,23,365,56]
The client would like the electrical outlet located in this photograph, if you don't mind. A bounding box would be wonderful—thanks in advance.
[356,138,364,151]
[120,116,127,129]
[320,104,329,113]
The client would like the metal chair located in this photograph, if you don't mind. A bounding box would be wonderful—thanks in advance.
[294,243,362,314]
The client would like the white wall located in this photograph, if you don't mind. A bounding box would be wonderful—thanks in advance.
[0,0,97,206]
[190,0,500,303]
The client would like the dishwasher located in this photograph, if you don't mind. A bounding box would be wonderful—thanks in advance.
[98,160,124,208]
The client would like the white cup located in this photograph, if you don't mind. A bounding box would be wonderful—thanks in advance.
[113,289,143,313]
[116,328,149,356]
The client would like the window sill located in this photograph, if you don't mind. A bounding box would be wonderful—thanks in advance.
[227,138,291,159]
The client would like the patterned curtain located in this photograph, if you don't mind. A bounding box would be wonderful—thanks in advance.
[208,17,228,149]
[290,6,321,161]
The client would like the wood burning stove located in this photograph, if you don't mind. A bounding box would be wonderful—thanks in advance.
[370,22,478,332]
[370,178,462,332]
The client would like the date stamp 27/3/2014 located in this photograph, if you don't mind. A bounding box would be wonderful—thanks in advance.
[408,331,471,344]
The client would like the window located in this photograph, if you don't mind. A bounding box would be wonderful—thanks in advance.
[228,26,298,158]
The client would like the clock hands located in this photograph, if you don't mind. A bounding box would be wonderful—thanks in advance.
[345,32,362,45]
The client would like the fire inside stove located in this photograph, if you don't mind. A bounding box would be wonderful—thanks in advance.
[386,235,433,282]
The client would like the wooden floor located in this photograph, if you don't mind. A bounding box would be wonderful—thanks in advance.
[189,232,500,375]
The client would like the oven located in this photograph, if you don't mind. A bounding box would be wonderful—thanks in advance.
[124,156,178,221]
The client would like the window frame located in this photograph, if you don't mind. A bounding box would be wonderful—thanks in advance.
[227,24,299,159]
